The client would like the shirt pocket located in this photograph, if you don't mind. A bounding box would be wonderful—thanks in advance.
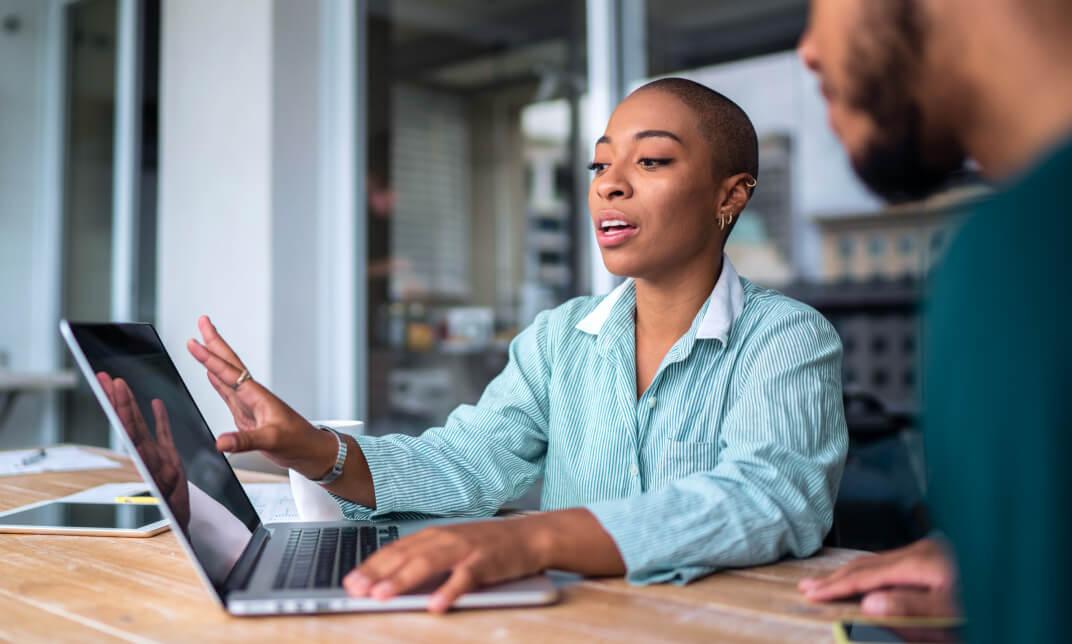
[656,438,722,483]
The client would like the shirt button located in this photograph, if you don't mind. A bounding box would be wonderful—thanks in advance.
[647,397,657,409]
[629,464,639,477]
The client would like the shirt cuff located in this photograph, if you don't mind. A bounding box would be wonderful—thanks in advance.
[586,497,716,585]
[330,434,403,521]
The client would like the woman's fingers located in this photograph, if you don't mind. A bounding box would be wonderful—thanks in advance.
[346,538,428,596]
[215,426,283,454]
[429,566,481,614]
[188,338,244,386]
[367,547,458,600]
[342,522,542,613]
[206,371,249,421]
[197,316,247,371]
[188,338,270,412]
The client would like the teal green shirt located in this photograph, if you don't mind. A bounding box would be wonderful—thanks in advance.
[339,258,848,584]
[925,136,1072,643]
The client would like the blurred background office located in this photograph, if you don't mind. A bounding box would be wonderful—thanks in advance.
[0,0,986,549]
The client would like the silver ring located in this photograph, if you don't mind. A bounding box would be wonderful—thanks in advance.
[232,369,252,391]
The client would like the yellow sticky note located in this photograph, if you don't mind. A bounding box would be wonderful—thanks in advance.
[114,496,158,505]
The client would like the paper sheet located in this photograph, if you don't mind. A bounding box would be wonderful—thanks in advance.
[0,446,121,477]
[242,482,300,524]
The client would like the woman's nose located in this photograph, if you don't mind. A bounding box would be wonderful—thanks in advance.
[595,166,632,201]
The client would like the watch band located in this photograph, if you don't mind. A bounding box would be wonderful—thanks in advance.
[311,425,347,485]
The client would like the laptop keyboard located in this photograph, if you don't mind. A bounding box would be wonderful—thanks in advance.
[273,525,400,590]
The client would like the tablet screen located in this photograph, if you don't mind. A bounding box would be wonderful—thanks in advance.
[0,502,164,530]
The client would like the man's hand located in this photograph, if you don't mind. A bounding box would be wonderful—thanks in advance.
[798,538,959,617]
[344,508,624,613]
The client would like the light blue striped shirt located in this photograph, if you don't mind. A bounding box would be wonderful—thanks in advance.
[338,258,847,584]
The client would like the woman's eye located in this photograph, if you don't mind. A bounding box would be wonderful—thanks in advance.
[638,158,672,169]
[588,161,609,174]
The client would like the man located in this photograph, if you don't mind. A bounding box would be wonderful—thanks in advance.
[794,1,1072,642]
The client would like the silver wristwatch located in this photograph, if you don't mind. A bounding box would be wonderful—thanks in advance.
[311,425,347,485]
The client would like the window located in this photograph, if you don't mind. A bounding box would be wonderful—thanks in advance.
[898,235,914,256]
[869,236,885,258]
[364,0,587,435]
[838,237,854,259]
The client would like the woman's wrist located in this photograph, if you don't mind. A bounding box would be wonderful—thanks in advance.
[521,508,626,576]
[520,513,558,571]
[321,434,377,508]
[305,424,341,480]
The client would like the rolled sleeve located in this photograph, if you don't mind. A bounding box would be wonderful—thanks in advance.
[333,312,553,521]
[588,309,848,584]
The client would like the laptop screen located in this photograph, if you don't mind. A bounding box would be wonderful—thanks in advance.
[65,323,261,594]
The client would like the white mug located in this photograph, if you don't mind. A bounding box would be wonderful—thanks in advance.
[288,420,363,521]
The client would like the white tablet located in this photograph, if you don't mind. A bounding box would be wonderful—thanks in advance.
[0,500,169,537]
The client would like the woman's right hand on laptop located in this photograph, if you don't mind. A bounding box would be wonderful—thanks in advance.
[186,315,338,481]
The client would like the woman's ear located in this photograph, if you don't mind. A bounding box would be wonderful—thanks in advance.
[716,173,757,230]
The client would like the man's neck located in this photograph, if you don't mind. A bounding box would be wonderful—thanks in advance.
[955,27,1072,180]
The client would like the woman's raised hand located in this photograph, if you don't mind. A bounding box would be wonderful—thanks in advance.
[186,315,336,479]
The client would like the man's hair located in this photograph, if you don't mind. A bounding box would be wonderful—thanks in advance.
[633,77,759,184]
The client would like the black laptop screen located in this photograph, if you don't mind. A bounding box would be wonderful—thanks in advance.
[67,323,261,592]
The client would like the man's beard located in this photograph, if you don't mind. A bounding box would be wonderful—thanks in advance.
[851,106,966,203]
[846,3,966,203]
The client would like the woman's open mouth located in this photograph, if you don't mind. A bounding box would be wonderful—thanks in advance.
[596,218,639,248]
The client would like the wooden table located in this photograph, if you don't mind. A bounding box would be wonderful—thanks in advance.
[0,448,868,643]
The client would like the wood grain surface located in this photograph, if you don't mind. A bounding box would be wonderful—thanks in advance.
[0,447,868,643]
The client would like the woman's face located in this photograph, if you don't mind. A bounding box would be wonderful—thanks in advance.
[588,90,725,281]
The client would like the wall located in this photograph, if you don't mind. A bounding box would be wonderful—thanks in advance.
[0,0,48,448]
[157,0,275,436]
[157,0,353,443]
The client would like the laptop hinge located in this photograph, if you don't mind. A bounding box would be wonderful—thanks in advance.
[223,525,272,593]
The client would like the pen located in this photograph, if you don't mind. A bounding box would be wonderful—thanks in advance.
[20,448,47,466]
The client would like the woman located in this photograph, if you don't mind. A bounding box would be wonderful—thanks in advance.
[188,78,847,613]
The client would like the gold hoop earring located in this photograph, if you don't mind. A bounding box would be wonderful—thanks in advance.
[719,209,735,231]
[745,177,758,189]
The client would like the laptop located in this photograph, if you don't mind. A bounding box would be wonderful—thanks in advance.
[60,321,558,616]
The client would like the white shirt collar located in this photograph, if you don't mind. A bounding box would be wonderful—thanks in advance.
[575,256,746,345]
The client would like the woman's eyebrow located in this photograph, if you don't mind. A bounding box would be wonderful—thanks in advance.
[635,129,682,143]
[595,130,683,146]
